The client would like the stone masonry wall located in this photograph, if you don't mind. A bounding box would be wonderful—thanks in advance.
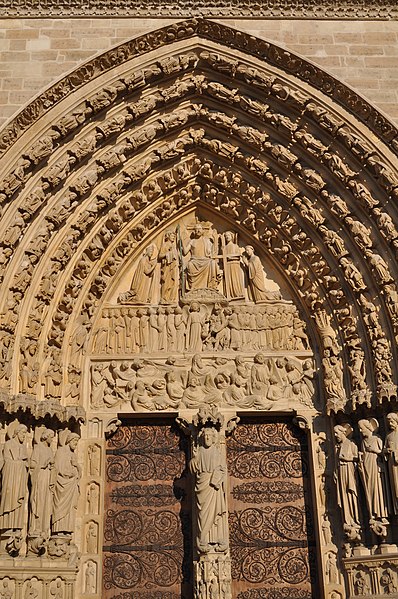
[0,18,398,129]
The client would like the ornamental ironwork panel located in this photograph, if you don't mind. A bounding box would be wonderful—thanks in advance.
[103,421,192,598]
[227,419,317,599]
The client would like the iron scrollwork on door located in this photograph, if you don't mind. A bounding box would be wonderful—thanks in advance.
[103,422,192,598]
[227,420,317,599]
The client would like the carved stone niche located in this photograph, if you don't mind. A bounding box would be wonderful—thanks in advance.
[344,556,398,598]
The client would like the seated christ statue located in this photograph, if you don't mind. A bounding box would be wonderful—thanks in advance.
[182,224,219,290]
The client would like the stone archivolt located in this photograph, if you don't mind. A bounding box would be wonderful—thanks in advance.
[0,19,398,598]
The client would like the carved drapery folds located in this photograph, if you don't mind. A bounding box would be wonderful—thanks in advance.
[0,24,397,415]
[177,407,234,599]
[0,18,398,599]
[332,414,398,592]
[0,421,81,562]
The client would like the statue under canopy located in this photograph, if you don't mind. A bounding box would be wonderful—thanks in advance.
[189,426,228,553]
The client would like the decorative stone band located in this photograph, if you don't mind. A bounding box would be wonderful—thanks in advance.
[0,19,397,159]
[1,0,397,19]
[0,391,85,424]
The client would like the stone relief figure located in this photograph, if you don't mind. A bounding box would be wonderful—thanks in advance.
[86,521,98,554]
[29,427,55,536]
[158,230,179,303]
[119,243,158,303]
[87,482,99,514]
[49,580,63,599]
[51,431,81,534]
[88,444,101,477]
[354,570,370,596]
[380,568,398,594]
[186,302,207,352]
[384,413,398,515]
[24,581,39,599]
[334,424,361,541]
[182,223,219,290]
[190,427,228,553]
[0,423,28,531]
[358,418,390,533]
[243,245,280,302]
[223,231,244,300]
[85,561,96,594]
[0,581,13,599]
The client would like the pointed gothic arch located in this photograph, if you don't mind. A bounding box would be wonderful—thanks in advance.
[0,18,398,598]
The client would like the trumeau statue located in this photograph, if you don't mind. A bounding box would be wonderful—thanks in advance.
[51,431,81,534]
[190,426,228,554]
[0,423,29,531]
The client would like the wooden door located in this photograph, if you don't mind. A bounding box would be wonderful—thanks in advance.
[227,418,318,599]
[103,421,192,598]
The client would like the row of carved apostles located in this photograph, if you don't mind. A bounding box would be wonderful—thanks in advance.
[0,423,81,557]
[91,353,314,411]
[2,130,397,409]
[334,414,398,544]
[0,577,68,599]
[0,119,396,415]
[94,302,309,354]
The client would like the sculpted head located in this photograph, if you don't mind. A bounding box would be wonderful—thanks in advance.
[254,353,266,364]
[14,424,28,442]
[224,231,233,243]
[244,245,254,257]
[387,413,398,431]
[202,427,217,448]
[358,418,378,437]
[41,429,55,445]
[166,230,176,242]
[193,224,204,238]
[334,423,352,443]
[67,432,80,450]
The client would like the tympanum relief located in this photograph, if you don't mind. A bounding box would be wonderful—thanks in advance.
[91,214,313,415]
